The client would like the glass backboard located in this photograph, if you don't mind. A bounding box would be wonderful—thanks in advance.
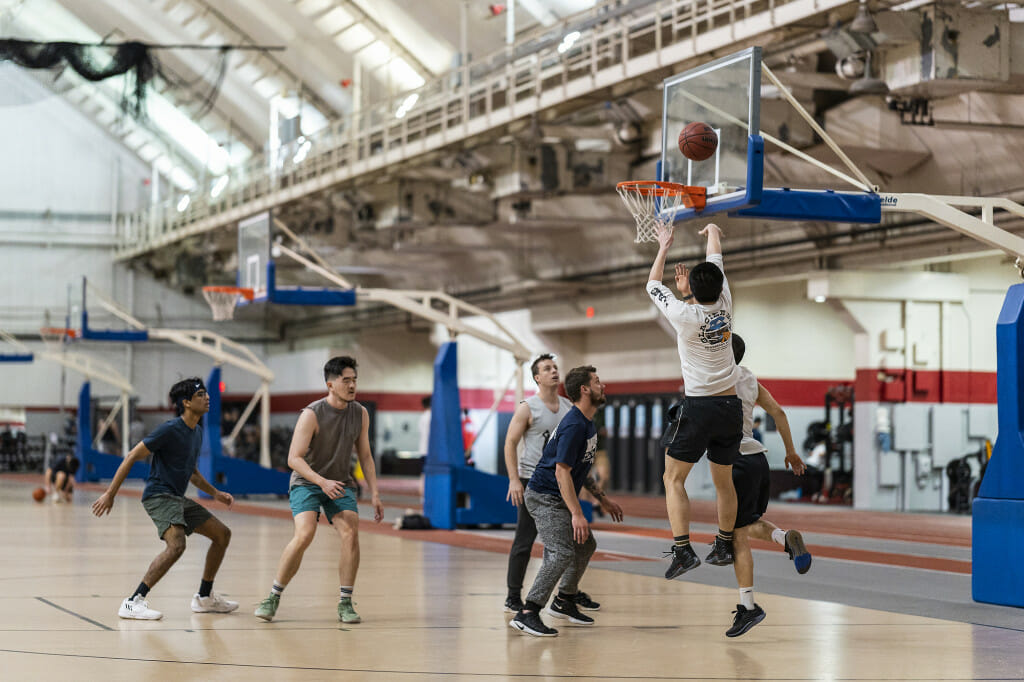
[238,211,271,299]
[661,47,762,216]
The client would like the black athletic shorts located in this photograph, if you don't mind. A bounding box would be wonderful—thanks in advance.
[660,395,742,465]
[733,452,770,528]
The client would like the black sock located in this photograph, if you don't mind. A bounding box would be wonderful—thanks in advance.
[717,529,734,543]
[556,591,576,602]
[523,600,543,613]
[132,582,150,600]
[674,534,690,548]
[199,579,213,598]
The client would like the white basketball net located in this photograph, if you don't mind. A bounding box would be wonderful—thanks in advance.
[202,288,246,321]
[617,182,692,243]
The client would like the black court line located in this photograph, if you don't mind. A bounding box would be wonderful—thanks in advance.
[35,597,113,631]
[970,621,1024,634]
[0,649,1013,680]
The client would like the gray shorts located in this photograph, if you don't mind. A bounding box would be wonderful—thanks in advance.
[142,494,213,539]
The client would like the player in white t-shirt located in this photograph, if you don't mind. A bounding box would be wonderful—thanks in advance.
[647,223,743,579]
[726,333,812,637]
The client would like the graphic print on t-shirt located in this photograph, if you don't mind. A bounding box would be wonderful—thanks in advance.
[698,310,732,348]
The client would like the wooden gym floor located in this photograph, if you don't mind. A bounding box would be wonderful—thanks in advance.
[2,476,1023,681]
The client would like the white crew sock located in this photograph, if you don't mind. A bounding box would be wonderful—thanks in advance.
[771,528,786,546]
[739,586,755,609]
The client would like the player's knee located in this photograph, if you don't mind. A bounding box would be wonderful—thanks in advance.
[218,525,232,547]
[167,538,186,558]
[295,528,316,548]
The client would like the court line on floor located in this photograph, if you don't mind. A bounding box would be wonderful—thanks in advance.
[35,597,113,631]
[0,647,1003,680]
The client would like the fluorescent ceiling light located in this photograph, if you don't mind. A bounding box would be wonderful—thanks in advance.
[395,93,419,119]
[557,31,581,54]
[814,295,827,303]
[293,138,312,164]
[210,175,229,198]
[176,195,190,212]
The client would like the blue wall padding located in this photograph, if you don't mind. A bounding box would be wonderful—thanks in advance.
[423,342,590,530]
[972,498,1024,607]
[198,366,290,496]
[76,382,149,482]
[973,282,1024,607]
[977,283,1024,500]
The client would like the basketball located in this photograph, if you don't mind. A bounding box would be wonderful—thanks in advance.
[679,122,718,161]
[32,487,46,503]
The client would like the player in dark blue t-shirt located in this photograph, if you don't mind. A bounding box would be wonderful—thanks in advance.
[92,377,237,621]
[509,365,625,638]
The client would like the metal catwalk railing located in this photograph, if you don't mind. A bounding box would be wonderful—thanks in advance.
[115,0,854,259]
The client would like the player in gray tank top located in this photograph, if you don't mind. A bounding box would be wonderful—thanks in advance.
[255,356,384,625]
[502,354,603,614]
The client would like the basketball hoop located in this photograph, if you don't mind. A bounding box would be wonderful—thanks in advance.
[202,286,254,321]
[38,327,76,349]
[616,181,706,243]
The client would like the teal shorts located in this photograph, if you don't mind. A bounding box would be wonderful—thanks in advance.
[289,484,358,523]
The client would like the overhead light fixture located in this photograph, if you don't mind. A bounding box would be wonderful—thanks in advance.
[850,0,878,34]
[176,194,190,212]
[848,51,889,95]
[395,93,419,119]
[292,137,311,164]
[814,295,827,303]
[557,31,581,54]
[210,175,229,199]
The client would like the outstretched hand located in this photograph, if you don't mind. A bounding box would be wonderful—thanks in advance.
[674,263,691,298]
[699,223,721,239]
[655,223,675,250]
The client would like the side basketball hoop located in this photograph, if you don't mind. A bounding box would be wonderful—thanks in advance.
[202,286,254,321]
[617,181,706,243]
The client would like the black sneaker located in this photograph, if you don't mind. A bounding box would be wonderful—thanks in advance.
[725,603,766,637]
[509,610,559,637]
[547,597,594,625]
[705,537,735,566]
[504,595,524,613]
[574,591,601,611]
[784,530,812,574]
[663,544,701,579]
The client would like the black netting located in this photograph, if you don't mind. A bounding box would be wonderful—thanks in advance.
[0,40,234,120]
[0,40,155,117]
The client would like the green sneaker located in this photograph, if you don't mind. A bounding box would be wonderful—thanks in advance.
[337,597,361,624]
[255,593,280,622]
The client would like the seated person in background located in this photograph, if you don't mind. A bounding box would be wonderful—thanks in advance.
[45,452,80,503]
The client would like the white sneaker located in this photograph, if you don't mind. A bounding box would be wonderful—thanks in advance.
[119,595,163,620]
[191,592,239,613]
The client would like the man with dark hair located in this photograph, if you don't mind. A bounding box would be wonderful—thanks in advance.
[726,333,812,636]
[255,356,384,624]
[647,223,742,579]
[503,353,601,613]
[92,377,237,620]
[510,365,624,637]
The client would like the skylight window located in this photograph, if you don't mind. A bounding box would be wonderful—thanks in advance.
[387,58,426,91]
[359,41,391,69]
[336,23,375,52]
[316,6,356,35]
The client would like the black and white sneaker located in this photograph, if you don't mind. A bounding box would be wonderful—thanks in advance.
[509,610,559,637]
[504,595,524,613]
[705,537,735,566]
[725,604,766,638]
[784,530,812,574]
[547,597,594,625]
[664,544,701,579]
[573,591,601,611]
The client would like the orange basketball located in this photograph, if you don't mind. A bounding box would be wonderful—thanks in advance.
[32,487,46,502]
[679,122,718,161]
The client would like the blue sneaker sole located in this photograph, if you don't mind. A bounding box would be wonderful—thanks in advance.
[785,530,812,575]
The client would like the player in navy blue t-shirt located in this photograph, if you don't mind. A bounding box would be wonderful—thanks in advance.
[509,365,625,637]
[92,378,236,621]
